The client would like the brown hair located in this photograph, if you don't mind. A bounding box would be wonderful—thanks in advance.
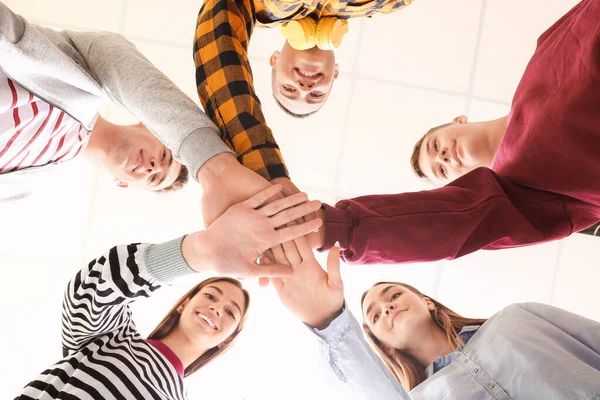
[410,123,452,180]
[148,277,250,377]
[360,281,486,391]
[158,164,189,193]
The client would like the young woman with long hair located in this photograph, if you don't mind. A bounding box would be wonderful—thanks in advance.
[270,236,600,399]
[16,185,322,399]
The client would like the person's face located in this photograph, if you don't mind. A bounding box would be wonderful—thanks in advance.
[270,42,339,115]
[177,281,247,349]
[362,284,436,351]
[418,116,494,186]
[104,123,182,191]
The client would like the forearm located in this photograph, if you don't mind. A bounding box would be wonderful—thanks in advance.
[309,307,410,399]
[321,168,594,264]
[67,31,233,180]
[193,0,288,180]
[62,237,195,352]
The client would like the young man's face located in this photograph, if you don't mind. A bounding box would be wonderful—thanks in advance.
[104,124,183,191]
[270,42,339,116]
[418,116,495,186]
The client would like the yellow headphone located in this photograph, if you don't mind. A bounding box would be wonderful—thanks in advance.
[280,17,348,51]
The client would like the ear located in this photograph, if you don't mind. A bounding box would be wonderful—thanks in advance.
[452,115,468,124]
[333,64,339,79]
[423,297,436,311]
[137,122,146,129]
[113,178,128,188]
[269,51,280,67]
[177,298,190,314]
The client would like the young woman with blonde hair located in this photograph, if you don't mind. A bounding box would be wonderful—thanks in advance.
[16,185,322,399]
[271,236,600,399]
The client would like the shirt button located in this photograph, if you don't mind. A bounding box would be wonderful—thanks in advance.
[473,368,479,374]
[464,359,469,364]
[488,383,495,389]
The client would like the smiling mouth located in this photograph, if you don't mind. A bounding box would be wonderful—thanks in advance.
[452,142,462,166]
[294,67,322,78]
[196,312,217,330]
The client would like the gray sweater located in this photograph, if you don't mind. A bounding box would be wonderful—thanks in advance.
[0,1,233,203]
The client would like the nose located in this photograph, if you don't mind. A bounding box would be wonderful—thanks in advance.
[146,158,162,174]
[436,147,450,164]
[384,303,395,316]
[209,304,221,318]
[297,79,315,91]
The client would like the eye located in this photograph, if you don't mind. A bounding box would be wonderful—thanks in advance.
[391,292,401,300]
[310,92,324,98]
[204,293,215,301]
[226,310,236,320]
[150,175,156,183]
[283,85,295,92]
[161,150,166,161]
[433,139,439,152]
[440,166,446,178]
[373,312,380,324]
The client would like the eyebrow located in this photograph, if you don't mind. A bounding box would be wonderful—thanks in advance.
[207,285,242,315]
[154,150,173,188]
[423,137,442,180]
[365,285,394,319]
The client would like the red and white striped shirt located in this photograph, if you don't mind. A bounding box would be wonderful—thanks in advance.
[0,70,90,174]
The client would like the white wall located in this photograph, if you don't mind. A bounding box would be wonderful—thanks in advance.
[1,0,593,399]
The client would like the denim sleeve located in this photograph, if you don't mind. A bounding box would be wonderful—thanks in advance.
[307,306,411,400]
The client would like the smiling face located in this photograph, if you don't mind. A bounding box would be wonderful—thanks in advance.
[270,42,339,116]
[177,281,248,349]
[103,123,183,191]
[362,284,436,350]
[416,116,496,186]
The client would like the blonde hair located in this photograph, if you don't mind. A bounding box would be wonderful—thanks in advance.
[148,277,250,377]
[360,281,486,391]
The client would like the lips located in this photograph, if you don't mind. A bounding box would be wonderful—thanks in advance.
[294,67,322,79]
[391,309,407,328]
[196,312,218,330]
[452,141,462,166]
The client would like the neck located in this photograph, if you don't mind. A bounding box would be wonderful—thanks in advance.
[85,115,117,164]
[487,115,508,163]
[405,322,455,368]
[159,328,211,369]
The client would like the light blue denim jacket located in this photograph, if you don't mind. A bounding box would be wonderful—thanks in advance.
[310,302,600,400]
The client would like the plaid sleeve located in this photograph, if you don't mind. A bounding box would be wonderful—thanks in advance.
[193,0,289,180]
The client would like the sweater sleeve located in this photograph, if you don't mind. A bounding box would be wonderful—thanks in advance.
[61,236,196,355]
[308,306,410,399]
[321,167,599,264]
[193,0,289,181]
[66,31,234,181]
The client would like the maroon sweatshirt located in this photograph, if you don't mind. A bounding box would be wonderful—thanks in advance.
[323,0,600,264]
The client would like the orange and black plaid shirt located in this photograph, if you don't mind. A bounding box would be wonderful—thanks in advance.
[194,0,413,180]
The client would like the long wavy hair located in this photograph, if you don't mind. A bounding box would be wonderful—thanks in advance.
[360,281,486,391]
[148,277,250,377]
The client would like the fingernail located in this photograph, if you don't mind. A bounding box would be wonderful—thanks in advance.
[334,241,340,248]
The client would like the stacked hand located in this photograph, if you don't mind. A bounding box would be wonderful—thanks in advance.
[266,236,345,330]
[184,185,322,278]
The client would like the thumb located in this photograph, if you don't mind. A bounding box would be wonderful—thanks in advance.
[326,246,343,290]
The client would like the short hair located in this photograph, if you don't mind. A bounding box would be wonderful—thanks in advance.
[158,164,189,193]
[273,93,320,118]
[410,123,452,180]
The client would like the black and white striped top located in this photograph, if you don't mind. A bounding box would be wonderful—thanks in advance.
[17,237,197,400]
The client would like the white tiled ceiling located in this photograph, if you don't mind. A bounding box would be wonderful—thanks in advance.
[1,0,592,399]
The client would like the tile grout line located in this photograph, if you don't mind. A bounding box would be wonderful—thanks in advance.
[547,241,564,305]
[465,0,488,114]
[330,19,366,195]
[118,0,129,34]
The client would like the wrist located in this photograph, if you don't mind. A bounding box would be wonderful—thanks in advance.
[197,153,239,186]
[306,307,344,330]
[181,231,217,272]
